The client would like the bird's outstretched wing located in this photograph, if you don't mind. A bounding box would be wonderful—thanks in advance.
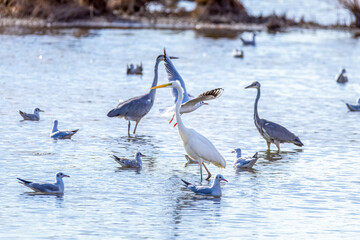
[182,88,224,109]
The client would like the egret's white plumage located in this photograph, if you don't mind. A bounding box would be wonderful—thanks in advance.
[19,108,44,121]
[151,81,226,181]
[17,172,70,194]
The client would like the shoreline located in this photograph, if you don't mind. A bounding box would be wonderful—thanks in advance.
[0,16,358,34]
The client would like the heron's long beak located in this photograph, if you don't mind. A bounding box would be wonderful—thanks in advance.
[63,175,70,178]
[245,84,254,89]
[169,56,179,59]
[151,83,172,89]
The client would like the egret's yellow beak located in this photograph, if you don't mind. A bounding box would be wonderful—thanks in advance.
[151,83,172,89]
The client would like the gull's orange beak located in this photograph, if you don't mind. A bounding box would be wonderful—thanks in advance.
[63,175,70,178]
[222,179,228,182]
[204,103,209,105]
[151,83,172,90]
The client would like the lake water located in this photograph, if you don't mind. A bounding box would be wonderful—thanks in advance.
[1,20,360,240]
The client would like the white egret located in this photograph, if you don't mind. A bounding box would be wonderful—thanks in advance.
[151,81,226,181]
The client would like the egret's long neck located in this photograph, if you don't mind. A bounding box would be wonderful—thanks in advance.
[52,122,58,133]
[149,59,161,99]
[174,84,187,135]
[254,87,261,124]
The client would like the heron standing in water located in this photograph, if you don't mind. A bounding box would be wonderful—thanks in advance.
[107,54,177,136]
[245,81,303,152]
[151,81,226,181]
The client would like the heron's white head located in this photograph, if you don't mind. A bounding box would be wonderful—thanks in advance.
[33,108,44,113]
[245,81,260,89]
[214,174,228,183]
[135,152,146,160]
[56,172,70,179]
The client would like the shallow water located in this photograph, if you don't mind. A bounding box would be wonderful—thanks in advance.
[1,27,360,239]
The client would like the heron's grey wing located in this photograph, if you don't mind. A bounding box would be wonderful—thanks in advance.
[107,94,152,119]
[262,120,297,142]
[164,55,190,104]
[183,88,224,108]
[28,183,60,192]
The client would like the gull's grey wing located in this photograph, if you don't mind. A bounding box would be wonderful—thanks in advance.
[182,88,224,108]
[189,185,213,195]
[29,183,60,193]
[164,55,190,104]
[19,111,38,121]
[51,130,78,139]
[261,119,298,143]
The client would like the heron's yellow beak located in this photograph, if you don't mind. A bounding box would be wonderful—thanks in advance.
[151,83,172,89]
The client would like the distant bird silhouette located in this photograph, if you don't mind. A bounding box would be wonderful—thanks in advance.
[346,98,360,111]
[127,63,143,75]
[240,32,256,46]
[245,81,303,152]
[232,49,244,58]
[336,68,348,83]
[19,108,44,121]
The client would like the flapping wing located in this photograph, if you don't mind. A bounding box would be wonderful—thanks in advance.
[183,88,224,108]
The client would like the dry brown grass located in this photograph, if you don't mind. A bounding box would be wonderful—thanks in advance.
[339,0,360,27]
[0,0,108,21]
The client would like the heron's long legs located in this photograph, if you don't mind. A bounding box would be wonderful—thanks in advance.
[200,163,203,182]
[266,141,271,151]
[202,163,212,180]
[133,120,140,134]
[128,121,131,136]
[275,141,280,153]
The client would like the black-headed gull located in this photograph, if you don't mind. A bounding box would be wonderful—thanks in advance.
[232,148,259,168]
[17,172,70,194]
[181,174,228,197]
[19,108,44,121]
[346,98,360,111]
[112,152,145,169]
[50,119,78,139]
[336,68,348,83]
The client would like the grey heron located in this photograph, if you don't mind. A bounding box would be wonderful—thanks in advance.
[50,119,79,139]
[108,54,176,136]
[181,174,228,197]
[232,148,259,168]
[17,172,70,194]
[112,152,145,169]
[245,81,303,152]
[240,32,256,46]
[346,97,360,111]
[19,108,44,121]
[336,68,348,83]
